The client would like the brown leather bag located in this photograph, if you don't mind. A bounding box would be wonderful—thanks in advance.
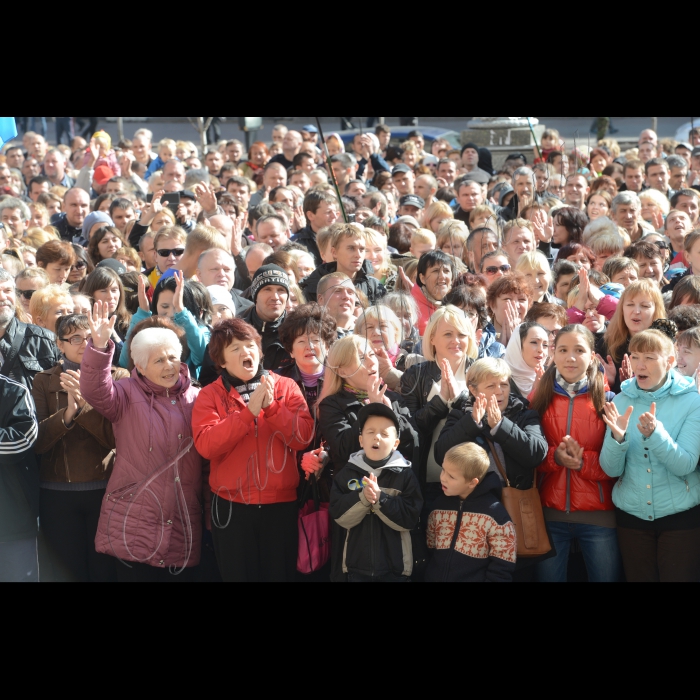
[486,439,552,559]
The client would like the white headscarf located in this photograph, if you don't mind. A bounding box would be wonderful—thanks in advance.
[505,324,537,396]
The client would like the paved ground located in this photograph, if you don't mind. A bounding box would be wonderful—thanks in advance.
[31,117,698,148]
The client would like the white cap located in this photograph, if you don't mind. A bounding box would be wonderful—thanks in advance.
[207,286,236,314]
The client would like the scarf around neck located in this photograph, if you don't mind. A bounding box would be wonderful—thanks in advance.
[222,366,265,404]
[556,371,589,398]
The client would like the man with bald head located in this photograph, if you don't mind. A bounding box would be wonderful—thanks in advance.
[269,130,302,170]
[197,248,254,316]
[639,129,658,147]
[51,187,91,244]
[415,174,438,208]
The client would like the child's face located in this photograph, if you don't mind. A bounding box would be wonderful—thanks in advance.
[676,343,700,377]
[440,459,479,500]
[542,136,557,150]
[159,148,174,162]
[359,416,400,462]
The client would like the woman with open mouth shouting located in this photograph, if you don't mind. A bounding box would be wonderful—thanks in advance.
[192,318,314,583]
[601,329,700,582]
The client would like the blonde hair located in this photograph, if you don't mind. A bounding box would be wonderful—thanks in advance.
[437,221,468,254]
[153,225,187,250]
[24,227,59,248]
[602,256,639,282]
[329,223,364,251]
[503,219,535,246]
[92,131,112,152]
[589,231,625,256]
[15,267,49,285]
[363,227,395,279]
[516,250,552,283]
[288,284,306,305]
[469,204,496,228]
[1,254,24,277]
[185,225,227,256]
[176,141,194,158]
[319,334,371,401]
[422,305,479,363]
[411,228,436,247]
[158,138,177,153]
[444,443,491,482]
[150,207,176,230]
[604,279,666,363]
[354,304,402,342]
[629,329,674,357]
[114,247,141,270]
[639,188,671,216]
[424,201,454,227]
[29,284,72,324]
[467,358,512,389]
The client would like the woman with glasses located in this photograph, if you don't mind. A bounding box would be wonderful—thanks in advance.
[479,250,512,288]
[15,268,49,316]
[32,314,129,582]
[80,267,132,359]
[148,226,187,289]
[68,244,94,285]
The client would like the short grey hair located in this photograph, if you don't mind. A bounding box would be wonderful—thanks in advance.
[0,269,15,286]
[612,191,641,215]
[0,197,30,222]
[331,153,357,169]
[197,247,234,270]
[666,155,688,170]
[379,291,420,327]
[131,328,182,371]
[513,167,534,181]
[45,148,66,162]
[244,242,274,259]
[184,168,211,190]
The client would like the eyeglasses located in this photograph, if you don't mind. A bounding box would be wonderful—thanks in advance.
[17,289,36,300]
[71,261,87,271]
[484,265,511,275]
[157,248,185,258]
[59,335,88,346]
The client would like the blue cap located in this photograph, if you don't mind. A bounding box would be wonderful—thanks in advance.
[157,268,179,284]
[599,283,624,300]
[302,124,318,134]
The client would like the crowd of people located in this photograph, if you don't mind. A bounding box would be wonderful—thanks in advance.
[2,118,700,583]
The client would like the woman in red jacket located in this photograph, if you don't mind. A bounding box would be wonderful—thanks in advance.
[530,324,622,583]
[192,318,314,582]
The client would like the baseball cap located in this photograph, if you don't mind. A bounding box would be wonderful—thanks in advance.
[301,124,319,134]
[400,194,425,209]
[358,404,400,434]
[93,165,116,186]
[180,189,196,201]
[392,164,412,176]
[97,258,127,276]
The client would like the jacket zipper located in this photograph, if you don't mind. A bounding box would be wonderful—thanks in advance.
[564,397,576,513]
[444,501,464,582]
[370,506,376,577]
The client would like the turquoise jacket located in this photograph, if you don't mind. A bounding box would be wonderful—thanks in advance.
[119,308,211,380]
[600,370,700,522]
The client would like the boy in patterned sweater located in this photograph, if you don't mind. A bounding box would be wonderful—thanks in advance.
[426,443,516,583]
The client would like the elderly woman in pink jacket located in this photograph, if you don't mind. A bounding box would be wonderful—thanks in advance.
[80,302,205,583]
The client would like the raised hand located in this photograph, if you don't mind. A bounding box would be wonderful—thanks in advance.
[87,301,116,350]
[137,274,150,312]
[60,369,85,408]
[637,402,657,439]
[602,402,634,443]
[375,346,394,381]
[472,393,487,424]
[194,183,218,215]
[140,190,163,227]
[368,372,391,407]
[261,374,275,409]
[397,266,415,292]
[501,301,520,347]
[486,394,502,427]
[172,270,185,314]
[533,362,546,395]
[440,359,459,402]
[620,354,634,383]
[597,354,617,387]
[247,381,267,417]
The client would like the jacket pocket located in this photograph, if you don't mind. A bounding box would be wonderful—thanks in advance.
[19,356,44,373]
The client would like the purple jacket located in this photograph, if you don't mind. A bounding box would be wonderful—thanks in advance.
[80,340,204,570]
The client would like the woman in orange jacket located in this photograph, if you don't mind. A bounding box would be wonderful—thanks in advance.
[192,319,314,582]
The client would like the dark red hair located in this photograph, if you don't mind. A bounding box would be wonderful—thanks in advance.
[557,242,596,267]
[208,319,262,370]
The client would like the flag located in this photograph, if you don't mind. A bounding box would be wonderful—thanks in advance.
[0,117,18,148]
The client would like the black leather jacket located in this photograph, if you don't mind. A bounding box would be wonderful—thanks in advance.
[0,318,61,393]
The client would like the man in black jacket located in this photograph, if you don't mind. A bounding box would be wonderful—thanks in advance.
[0,374,39,582]
[0,270,60,392]
[292,191,340,267]
[50,187,90,245]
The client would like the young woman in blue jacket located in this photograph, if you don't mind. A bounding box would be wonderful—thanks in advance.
[601,329,700,582]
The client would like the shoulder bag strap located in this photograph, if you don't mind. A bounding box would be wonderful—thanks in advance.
[485,437,511,488]
[0,323,27,379]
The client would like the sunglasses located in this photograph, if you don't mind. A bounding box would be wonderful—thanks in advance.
[157,248,185,258]
[484,265,511,275]
[17,289,36,300]
[71,261,88,271]
[59,335,88,346]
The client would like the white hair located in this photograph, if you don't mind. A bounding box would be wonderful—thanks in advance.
[583,216,618,245]
[131,328,182,371]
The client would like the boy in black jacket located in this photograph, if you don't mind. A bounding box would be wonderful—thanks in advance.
[330,404,423,582]
[426,443,516,583]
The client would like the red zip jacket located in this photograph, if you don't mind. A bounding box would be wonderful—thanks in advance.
[192,375,314,506]
[537,383,616,513]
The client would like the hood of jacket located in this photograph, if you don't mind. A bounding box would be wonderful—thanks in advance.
[620,369,695,401]
[348,450,411,475]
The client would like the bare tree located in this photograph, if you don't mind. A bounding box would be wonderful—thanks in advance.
[187,117,215,153]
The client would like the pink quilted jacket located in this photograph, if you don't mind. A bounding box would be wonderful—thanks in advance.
[80,340,204,571]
